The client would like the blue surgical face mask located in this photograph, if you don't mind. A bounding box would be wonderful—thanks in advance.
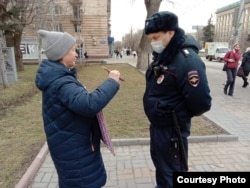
[151,40,165,54]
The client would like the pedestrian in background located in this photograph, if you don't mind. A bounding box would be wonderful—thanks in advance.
[114,49,120,58]
[143,11,212,188]
[35,30,121,188]
[240,47,250,88]
[223,43,242,96]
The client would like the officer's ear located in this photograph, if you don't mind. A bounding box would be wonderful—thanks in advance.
[168,30,175,38]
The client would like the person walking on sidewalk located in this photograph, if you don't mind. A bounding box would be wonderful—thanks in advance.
[143,11,212,188]
[35,30,121,188]
[223,43,242,96]
[240,47,250,88]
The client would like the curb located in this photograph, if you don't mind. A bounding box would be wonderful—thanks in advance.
[110,135,238,146]
[16,134,238,188]
[15,143,49,188]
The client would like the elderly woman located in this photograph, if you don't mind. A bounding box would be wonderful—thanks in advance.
[35,30,121,188]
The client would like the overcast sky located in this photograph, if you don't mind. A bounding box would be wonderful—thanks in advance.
[110,0,239,41]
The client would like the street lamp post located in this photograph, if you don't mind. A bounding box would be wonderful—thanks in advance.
[49,0,55,31]
[233,0,245,44]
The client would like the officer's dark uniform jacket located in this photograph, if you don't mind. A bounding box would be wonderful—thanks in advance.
[143,29,212,129]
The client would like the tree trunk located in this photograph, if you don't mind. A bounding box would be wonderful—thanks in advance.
[136,0,162,71]
[0,30,9,88]
[14,31,24,71]
[0,47,9,88]
[5,30,24,72]
[136,34,151,70]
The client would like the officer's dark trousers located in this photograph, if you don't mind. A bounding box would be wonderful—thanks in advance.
[224,68,237,95]
[150,124,190,188]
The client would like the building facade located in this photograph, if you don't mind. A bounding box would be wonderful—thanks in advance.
[215,0,250,51]
[22,0,112,60]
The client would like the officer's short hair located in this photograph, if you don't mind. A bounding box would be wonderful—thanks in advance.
[144,11,179,35]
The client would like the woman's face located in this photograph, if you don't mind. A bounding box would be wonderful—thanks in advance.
[234,44,240,52]
[60,44,78,68]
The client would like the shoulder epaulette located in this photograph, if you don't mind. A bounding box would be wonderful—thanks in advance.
[181,48,190,57]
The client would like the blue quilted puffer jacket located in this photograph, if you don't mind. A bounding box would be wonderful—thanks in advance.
[35,60,120,188]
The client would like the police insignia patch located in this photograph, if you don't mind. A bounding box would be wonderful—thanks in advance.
[188,70,200,87]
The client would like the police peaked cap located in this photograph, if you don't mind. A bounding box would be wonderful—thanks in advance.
[144,11,179,35]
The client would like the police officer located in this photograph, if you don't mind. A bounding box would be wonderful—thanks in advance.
[143,11,212,188]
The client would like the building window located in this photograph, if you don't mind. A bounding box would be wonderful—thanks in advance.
[54,5,62,15]
[56,23,63,32]
[74,24,81,32]
[73,6,81,19]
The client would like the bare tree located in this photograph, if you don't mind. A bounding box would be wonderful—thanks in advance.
[121,27,141,51]
[120,28,142,54]
[136,0,162,70]
[133,29,143,51]
[0,32,9,88]
[0,0,40,71]
[0,3,9,87]
[127,0,177,70]
[114,41,122,50]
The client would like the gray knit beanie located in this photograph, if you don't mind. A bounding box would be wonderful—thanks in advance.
[37,30,76,61]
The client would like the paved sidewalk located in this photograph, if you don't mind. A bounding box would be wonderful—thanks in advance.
[16,56,250,188]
